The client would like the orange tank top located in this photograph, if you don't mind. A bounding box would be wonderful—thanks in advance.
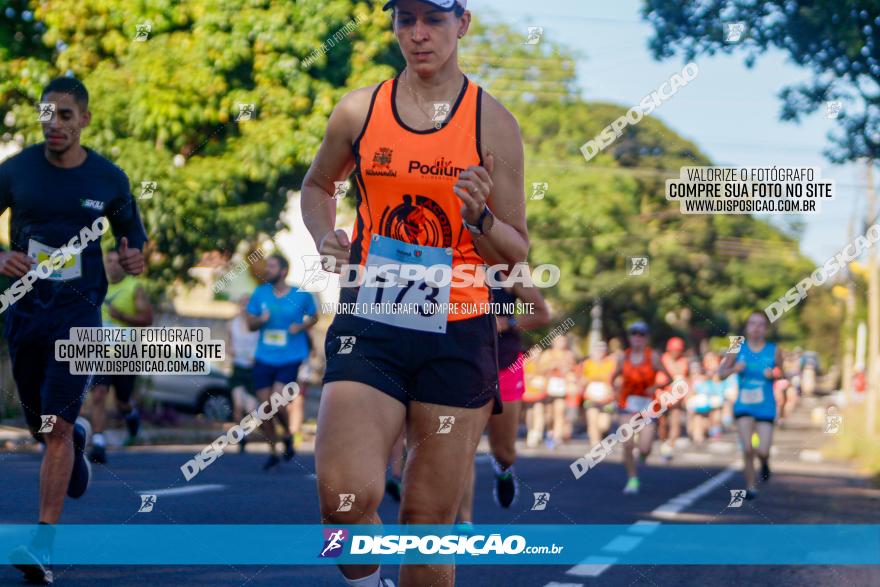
[619,347,657,408]
[349,74,489,321]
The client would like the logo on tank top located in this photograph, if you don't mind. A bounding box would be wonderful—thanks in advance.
[408,157,465,179]
[365,147,397,177]
[379,194,453,247]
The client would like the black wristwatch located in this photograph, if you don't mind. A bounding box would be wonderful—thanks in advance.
[463,205,493,236]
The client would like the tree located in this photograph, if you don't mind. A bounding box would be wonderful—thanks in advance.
[459,16,823,346]
[0,0,399,288]
[642,0,880,164]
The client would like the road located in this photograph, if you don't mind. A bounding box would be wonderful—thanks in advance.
[1,398,878,586]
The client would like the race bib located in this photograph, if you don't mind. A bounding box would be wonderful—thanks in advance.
[693,394,709,409]
[709,395,724,409]
[547,377,567,398]
[354,235,452,333]
[739,385,764,405]
[262,329,288,347]
[586,382,611,403]
[27,238,81,281]
[625,395,652,413]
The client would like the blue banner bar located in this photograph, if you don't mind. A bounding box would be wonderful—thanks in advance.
[1,525,878,565]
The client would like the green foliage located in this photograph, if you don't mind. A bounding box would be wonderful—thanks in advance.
[0,2,832,350]
[642,0,880,163]
[1,0,398,288]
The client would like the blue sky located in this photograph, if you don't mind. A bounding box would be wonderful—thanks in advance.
[477,0,866,263]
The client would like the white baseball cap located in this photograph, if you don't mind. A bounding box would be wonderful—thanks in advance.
[383,0,467,11]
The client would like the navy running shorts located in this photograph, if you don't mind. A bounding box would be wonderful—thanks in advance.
[253,359,302,392]
[6,303,101,432]
[323,311,501,414]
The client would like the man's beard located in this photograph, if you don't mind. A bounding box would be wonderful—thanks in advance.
[267,273,283,285]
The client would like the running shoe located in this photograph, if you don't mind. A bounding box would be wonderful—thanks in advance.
[455,521,474,535]
[623,477,640,495]
[760,460,771,483]
[493,468,518,508]
[10,545,53,585]
[282,435,295,461]
[745,488,758,500]
[262,454,281,471]
[67,418,92,499]
[380,578,396,587]
[660,442,673,463]
[544,437,556,450]
[124,409,141,439]
[751,432,760,450]
[385,477,402,502]
[239,436,248,453]
[88,444,107,465]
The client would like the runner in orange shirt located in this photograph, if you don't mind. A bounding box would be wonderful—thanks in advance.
[301,1,529,585]
[610,321,673,495]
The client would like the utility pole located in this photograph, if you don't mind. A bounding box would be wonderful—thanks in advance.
[842,212,856,404]
[866,159,879,436]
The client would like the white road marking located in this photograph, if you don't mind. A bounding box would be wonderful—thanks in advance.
[139,484,226,497]
[560,466,739,580]
[566,556,617,577]
[629,520,660,535]
[602,535,642,553]
[651,465,737,520]
[544,583,584,587]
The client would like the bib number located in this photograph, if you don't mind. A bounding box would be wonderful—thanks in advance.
[586,382,611,403]
[262,329,288,347]
[739,385,764,405]
[27,238,81,281]
[625,395,652,413]
[354,235,452,333]
[547,377,566,398]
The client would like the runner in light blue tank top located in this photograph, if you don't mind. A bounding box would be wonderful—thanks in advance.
[719,310,783,501]
[733,341,777,422]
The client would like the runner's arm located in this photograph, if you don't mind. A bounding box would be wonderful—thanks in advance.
[107,173,148,252]
[610,357,623,393]
[467,96,529,268]
[718,352,744,379]
[301,87,374,264]
[0,161,33,277]
[290,293,320,334]
[509,283,551,331]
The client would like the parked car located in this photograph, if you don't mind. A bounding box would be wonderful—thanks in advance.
[140,369,233,422]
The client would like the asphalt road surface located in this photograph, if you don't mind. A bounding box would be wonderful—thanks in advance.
[1,400,878,586]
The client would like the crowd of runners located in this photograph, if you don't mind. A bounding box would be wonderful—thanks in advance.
[0,1,834,586]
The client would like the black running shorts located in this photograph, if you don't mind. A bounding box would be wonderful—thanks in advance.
[323,312,501,414]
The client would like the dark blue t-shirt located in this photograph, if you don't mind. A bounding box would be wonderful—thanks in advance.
[0,144,148,315]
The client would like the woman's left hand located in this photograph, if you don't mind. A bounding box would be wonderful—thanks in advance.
[453,152,494,224]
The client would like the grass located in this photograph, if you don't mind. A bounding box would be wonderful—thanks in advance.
[826,405,880,487]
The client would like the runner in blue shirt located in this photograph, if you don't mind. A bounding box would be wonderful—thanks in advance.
[719,311,783,500]
[246,253,318,470]
[1,77,147,585]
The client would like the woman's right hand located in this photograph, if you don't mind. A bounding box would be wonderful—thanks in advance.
[317,229,351,274]
[0,251,34,278]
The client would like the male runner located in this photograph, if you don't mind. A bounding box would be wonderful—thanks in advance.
[88,248,153,463]
[302,1,528,585]
[0,77,147,584]
[245,253,318,470]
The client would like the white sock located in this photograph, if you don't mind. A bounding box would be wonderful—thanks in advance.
[344,567,381,587]
[93,433,106,447]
